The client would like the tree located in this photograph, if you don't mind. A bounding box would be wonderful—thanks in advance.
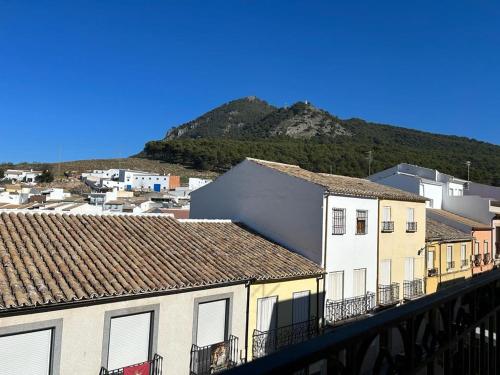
[36,169,54,183]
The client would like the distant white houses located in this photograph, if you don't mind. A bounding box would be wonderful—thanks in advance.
[3,169,42,183]
[82,169,173,192]
[188,177,212,191]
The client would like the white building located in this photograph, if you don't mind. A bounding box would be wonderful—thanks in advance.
[3,169,42,183]
[119,170,170,192]
[189,178,212,191]
[191,158,425,311]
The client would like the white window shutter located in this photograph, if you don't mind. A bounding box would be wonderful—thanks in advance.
[327,271,344,301]
[407,208,415,222]
[257,296,277,332]
[108,312,151,370]
[447,246,453,263]
[292,291,310,324]
[197,300,227,347]
[380,260,391,285]
[427,251,434,269]
[404,258,415,280]
[383,207,391,221]
[353,269,366,296]
[461,244,466,261]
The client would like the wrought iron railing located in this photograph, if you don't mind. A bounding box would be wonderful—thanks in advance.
[403,278,423,300]
[99,354,163,375]
[427,267,438,277]
[325,292,376,325]
[406,221,418,232]
[461,259,468,268]
[378,283,399,306]
[224,269,500,375]
[446,261,455,270]
[473,254,482,267]
[381,221,394,232]
[190,336,238,375]
[252,318,319,359]
[483,253,491,264]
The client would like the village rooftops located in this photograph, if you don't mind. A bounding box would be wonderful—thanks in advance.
[427,208,491,230]
[426,218,472,242]
[0,212,323,311]
[247,158,427,202]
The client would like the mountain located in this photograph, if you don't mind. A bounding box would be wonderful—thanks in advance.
[139,97,500,186]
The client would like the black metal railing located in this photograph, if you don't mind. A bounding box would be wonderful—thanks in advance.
[403,279,423,300]
[224,270,500,375]
[483,253,491,264]
[381,221,394,232]
[325,292,376,325]
[446,261,455,270]
[378,283,399,306]
[99,354,163,375]
[427,267,438,277]
[252,318,319,359]
[190,336,238,375]
[461,259,468,268]
[406,221,418,232]
[474,254,482,267]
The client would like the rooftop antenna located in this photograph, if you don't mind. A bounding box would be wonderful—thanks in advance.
[366,150,373,176]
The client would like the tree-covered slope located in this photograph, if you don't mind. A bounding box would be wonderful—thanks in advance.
[139,97,500,185]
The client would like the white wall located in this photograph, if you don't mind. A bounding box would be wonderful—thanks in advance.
[0,284,247,375]
[420,182,443,209]
[190,160,325,264]
[189,178,212,191]
[325,195,378,299]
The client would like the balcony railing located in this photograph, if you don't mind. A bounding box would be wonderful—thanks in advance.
[325,292,375,325]
[403,278,423,300]
[473,254,482,267]
[446,261,455,270]
[484,253,491,264]
[99,354,163,375]
[406,221,418,232]
[381,221,394,232]
[190,336,238,375]
[252,319,319,359]
[377,283,399,306]
[427,267,438,277]
[461,259,468,268]
[225,269,500,375]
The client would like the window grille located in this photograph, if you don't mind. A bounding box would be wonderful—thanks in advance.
[332,209,346,235]
[356,210,368,235]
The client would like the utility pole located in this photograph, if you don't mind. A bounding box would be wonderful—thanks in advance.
[465,161,471,181]
[366,151,373,176]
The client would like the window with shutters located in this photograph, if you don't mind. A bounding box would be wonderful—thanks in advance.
[383,206,391,221]
[446,245,454,270]
[461,244,467,267]
[332,208,346,235]
[356,210,368,235]
[327,271,344,301]
[380,260,391,285]
[196,299,229,347]
[353,268,367,296]
[474,242,480,255]
[292,291,311,324]
[257,296,278,332]
[484,241,489,254]
[427,251,435,270]
[404,258,415,281]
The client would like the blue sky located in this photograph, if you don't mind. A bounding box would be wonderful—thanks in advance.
[1,1,499,163]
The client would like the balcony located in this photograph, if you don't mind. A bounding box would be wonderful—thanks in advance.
[381,221,394,232]
[406,221,418,232]
[252,319,319,359]
[473,254,482,267]
[427,267,438,277]
[403,279,423,300]
[461,259,468,268]
[190,336,238,375]
[99,354,163,375]
[484,253,491,265]
[325,292,375,325]
[377,283,399,306]
[446,261,455,271]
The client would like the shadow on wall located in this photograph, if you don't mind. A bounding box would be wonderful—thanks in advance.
[436,277,467,292]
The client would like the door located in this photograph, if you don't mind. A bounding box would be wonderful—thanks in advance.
[0,329,52,375]
[380,260,391,285]
[427,251,435,270]
[257,296,277,332]
[153,183,161,192]
[353,268,367,297]
[108,312,152,370]
[197,299,228,347]
[404,258,415,281]
[292,291,310,324]
[327,271,344,301]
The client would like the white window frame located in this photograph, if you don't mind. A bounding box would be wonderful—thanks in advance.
[192,293,232,346]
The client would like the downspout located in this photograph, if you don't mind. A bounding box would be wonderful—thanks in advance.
[439,243,442,286]
[316,275,323,331]
[244,279,252,363]
[321,193,329,315]
[376,200,381,303]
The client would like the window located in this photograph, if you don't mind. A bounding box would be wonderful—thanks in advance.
[257,296,277,332]
[107,312,152,369]
[353,268,367,296]
[404,258,415,281]
[332,208,346,235]
[292,291,310,324]
[449,188,454,196]
[474,242,480,255]
[446,245,453,269]
[407,208,415,222]
[327,271,344,301]
[484,241,489,254]
[356,210,368,235]
[382,206,391,221]
[427,251,435,270]
[196,299,228,346]
[380,259,391,285]
[461,244,467,267]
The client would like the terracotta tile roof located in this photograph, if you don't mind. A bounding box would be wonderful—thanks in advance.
[0,212,323,310]
[247,158,427,202]
[426,218,472,242]
[427,209,491,230]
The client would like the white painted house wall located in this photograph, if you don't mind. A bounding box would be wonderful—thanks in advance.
[325,195,378,299]
[189,178,212,191]
[419,181,443,209]
[190,160,325,264]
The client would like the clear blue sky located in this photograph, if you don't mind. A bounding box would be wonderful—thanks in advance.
[1,1,499,163]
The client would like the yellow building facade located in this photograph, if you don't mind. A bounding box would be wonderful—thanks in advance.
[247,277,323,361]
[378,199,427,304]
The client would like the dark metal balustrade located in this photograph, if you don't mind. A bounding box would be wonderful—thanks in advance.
[406,221,418,232]
[378,283,399,306]
[427,267,438,277]
[446,261,455,270]
[461,259,468,268]
[381,221,394,232]
[252,319,319,359]
[403,279,423,300]
[325,292,375,325]
[99,354,163,375]
[190,336,238,375]
[483,253,491,265]
[474,254,482,267]
[224,269,500,375]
